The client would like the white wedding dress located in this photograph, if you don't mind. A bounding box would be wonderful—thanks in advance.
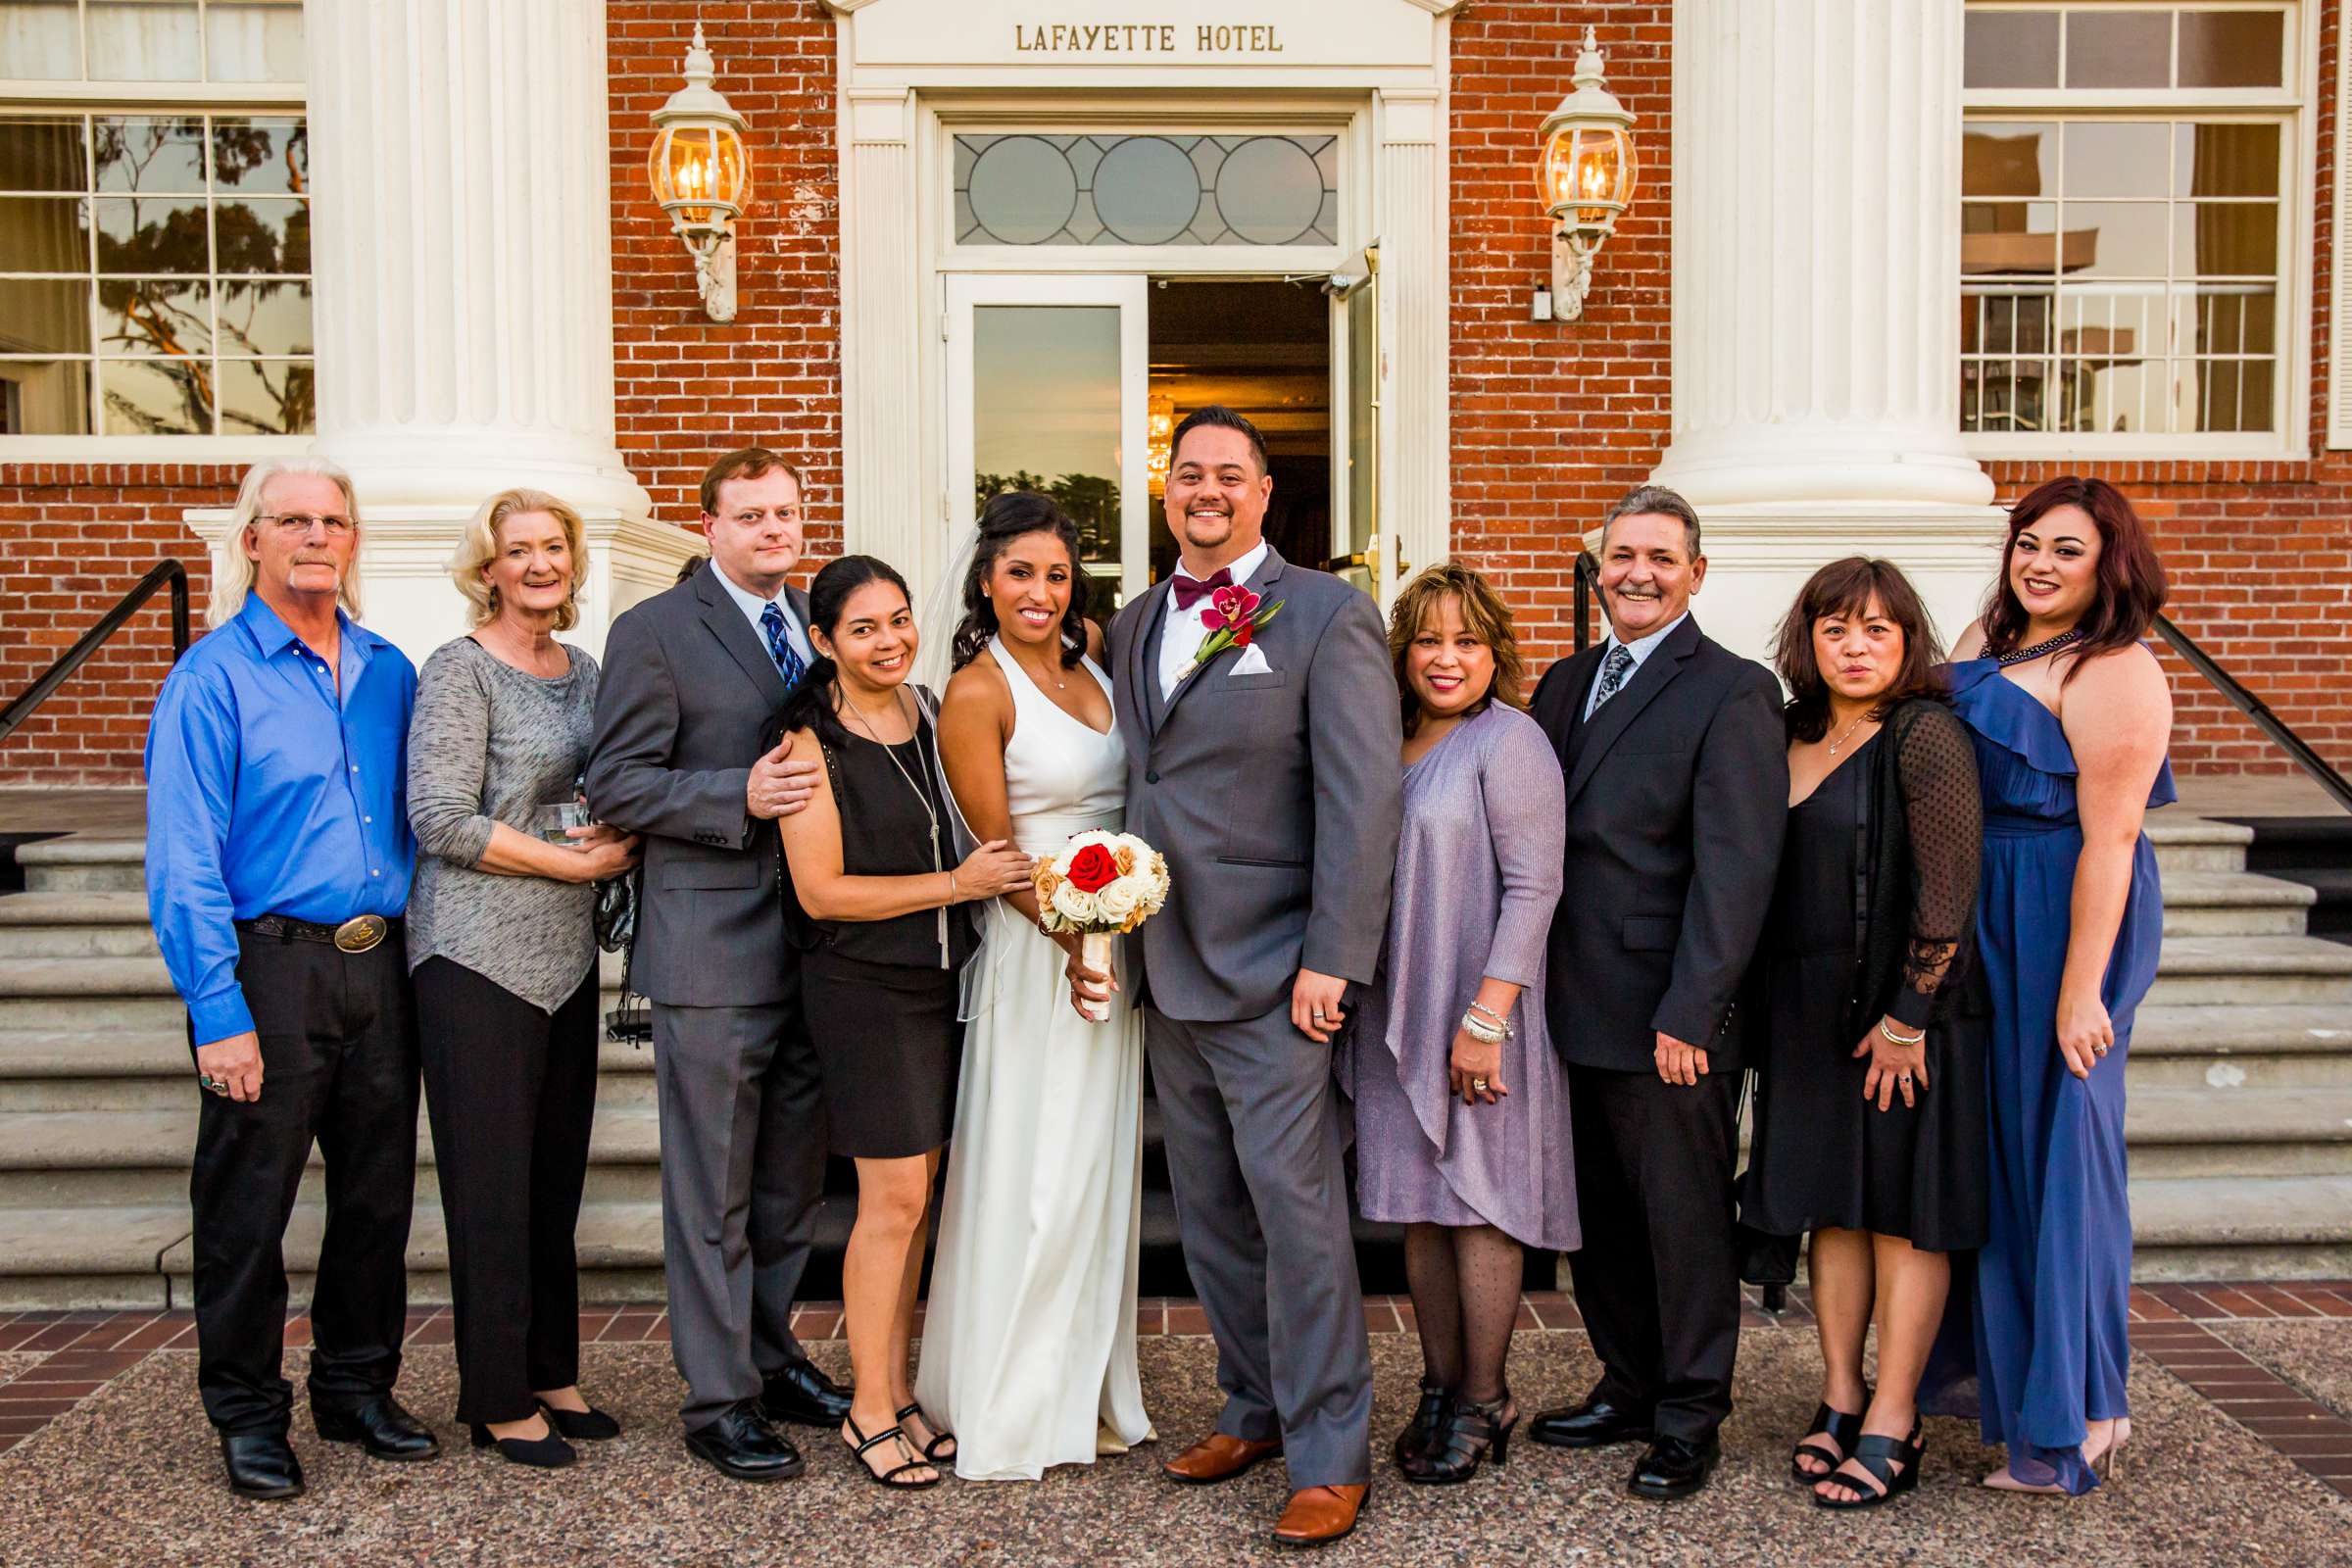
[913,636,1154,1480]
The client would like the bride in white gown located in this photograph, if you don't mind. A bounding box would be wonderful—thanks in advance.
[913,498,1154,1480]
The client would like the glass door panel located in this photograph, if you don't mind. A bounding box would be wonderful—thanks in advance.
[946,273,1149,614]
[1327,243,1393,602]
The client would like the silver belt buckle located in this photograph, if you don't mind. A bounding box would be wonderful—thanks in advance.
[333,914,387,954]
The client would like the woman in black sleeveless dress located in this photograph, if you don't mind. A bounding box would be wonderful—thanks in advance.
[775,557,1035,1492]
[1738,558,1988,1512]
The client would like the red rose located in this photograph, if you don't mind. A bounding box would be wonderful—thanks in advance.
[1066,843,1120,894]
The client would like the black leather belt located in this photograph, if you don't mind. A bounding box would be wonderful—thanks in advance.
[236,913,399,953]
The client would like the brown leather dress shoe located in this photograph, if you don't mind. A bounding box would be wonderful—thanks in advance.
[1162,1432,1283,1485]
[1272,1484,1369,1547]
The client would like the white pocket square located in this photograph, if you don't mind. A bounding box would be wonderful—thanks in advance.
[1231,645,1274,676]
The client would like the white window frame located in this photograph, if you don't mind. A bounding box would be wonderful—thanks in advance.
[1,29,308,462]
[1960,0,2319,461]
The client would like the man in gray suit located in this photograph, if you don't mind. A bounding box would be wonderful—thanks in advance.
[1086,406,1401,1547]
[586,448,850,1482]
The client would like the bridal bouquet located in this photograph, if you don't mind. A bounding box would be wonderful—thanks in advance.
[1033,831,1171,1023]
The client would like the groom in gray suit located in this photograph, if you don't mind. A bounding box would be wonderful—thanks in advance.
[586,448,850,1482]
[1089,406,1402,1547]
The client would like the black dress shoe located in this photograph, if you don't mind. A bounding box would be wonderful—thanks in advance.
[1528,1397,1654,1449]
[1629,1433,1722,1500]
[471,1421,577,1469]
[312,1395,442,1461]
[539,1398,621,1442]
[684,1401,805,1483]
[760,1357,852,1428]
[220,1431,306,1499]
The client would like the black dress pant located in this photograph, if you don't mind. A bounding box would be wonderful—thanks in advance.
[189,927,419,1435]
[415,958,600,1426]
[1563,1065,1741,1444]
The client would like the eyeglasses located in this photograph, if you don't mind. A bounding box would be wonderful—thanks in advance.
[259,513,356,537]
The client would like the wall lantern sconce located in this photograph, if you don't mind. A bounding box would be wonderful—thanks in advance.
[1537,25,1637,322]
[649,24,750,322]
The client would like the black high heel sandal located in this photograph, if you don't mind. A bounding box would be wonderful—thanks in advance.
[1789,1395,1870,1483]
[897,1402,956,1463]
[844,1416,941,1490]
[470,1421,576,1469]
[1814,1420,1925,1510]
[1393,1381,1451,1466]
[1401,1392,1516,1485]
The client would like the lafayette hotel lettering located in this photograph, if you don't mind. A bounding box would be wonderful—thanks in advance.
[1012,22,1286,53]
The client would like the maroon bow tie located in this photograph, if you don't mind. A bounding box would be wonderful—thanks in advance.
[1171,567,1234,611]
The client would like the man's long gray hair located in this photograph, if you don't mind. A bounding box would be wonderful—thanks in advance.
[208,457,366,628]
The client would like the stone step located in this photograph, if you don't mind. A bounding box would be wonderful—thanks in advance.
[2125,1088,2352,1178]
[2128,1174,2352,1280]
[2127,1004,2352,1088]
[0,1204,180,1309]
[2146,815,2253,875]
[2145,934,2352,1006]
[0,892,161,957]
[2158,870,2316,938]
[16,836,146,895]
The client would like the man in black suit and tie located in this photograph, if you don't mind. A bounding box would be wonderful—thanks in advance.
[586,448,851,1481]
[1526,484,1788,1500]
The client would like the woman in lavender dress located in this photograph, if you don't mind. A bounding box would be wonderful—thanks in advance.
[1342,564,1578,1486]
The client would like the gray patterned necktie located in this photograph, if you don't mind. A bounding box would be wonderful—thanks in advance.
[1592,645,1636,713]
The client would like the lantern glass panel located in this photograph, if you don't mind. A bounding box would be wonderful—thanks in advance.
[652,123,746,225]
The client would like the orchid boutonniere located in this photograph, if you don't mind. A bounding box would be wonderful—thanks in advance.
[1190,583,1285,669]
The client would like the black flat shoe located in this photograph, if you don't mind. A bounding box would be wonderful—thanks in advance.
[312,1395,441,1461]
[1790,1393,1870,1483]
[684,1401,804,1483]
[471,1422,577,1469]
[760,1357,853,1428]
[538,1399,621,1442]
[220,1431,305,1499]
[1529,1396,1653,1449]
[1402,1393,1516,1485]
[1392,1381,1451,1466]
[1815,1422,1925,1510]
[1628,1433,1722,1500]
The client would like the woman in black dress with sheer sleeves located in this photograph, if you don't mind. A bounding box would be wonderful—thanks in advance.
[1738,558,1987,1513]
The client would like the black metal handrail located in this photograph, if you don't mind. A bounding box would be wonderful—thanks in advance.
[0,559,191,749]
[1573,549,1601,652]
[2154,613,2352,816]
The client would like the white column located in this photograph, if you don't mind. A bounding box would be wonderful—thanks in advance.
[837,88,930,593]
[1651,0,2004,662]
[1376,88,1450,601]
[292,0,687,667]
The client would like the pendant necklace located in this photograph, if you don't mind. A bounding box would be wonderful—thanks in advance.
[1014,645,1066,691]
[1999,626,2084,666]
[1825,710,1874,759]
[840,689,951,964]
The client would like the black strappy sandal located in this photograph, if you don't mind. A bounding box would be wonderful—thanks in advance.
[1789,1396,1869,1483]
[1393,1381,1451,1466]
[897,1403,956,1464]
[844,1416,941,1490]
[1814,1420,1925,1510]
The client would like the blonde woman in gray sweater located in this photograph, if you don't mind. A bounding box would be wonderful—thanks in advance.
[407,489,639,1469]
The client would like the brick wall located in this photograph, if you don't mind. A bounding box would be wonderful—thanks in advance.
[0,468,226,788]
[5,0,2348,785]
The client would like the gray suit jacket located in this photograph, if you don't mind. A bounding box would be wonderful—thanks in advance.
[1107,546,1403,1023]
[585,562,809,1007]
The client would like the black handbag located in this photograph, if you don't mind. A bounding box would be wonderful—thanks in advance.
[1732,1066,1801,1290]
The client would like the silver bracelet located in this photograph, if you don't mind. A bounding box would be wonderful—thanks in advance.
[1460,1012,1506,1045]
[1466,999,1508,1026]
[1879,1018,1926,1047]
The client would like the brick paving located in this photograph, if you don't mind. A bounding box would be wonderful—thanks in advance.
[5,1283,2352,1502]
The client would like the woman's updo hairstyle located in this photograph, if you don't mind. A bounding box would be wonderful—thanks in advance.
[774,553,912,750]
[951,490,1090,673]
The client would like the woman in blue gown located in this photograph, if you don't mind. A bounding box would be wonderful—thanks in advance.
[1939,475,2174,1495]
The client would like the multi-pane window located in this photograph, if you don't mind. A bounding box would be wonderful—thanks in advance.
[1960,4,2301,444]
[955,134,1339,248]
[0,0,308,438]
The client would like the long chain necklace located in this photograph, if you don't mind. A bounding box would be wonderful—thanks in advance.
[838,687,951,963]
[1999,626,2084,666]
[1825,710,1875,759]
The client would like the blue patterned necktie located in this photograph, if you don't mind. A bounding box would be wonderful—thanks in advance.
[760,600,807,689]
[1591,644,1636,713]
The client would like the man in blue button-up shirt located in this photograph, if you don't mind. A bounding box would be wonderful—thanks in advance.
[145,458,439,1499]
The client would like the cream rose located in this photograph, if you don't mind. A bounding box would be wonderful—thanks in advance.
[1094,879,1143,924]
[1050,882,1102,925]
